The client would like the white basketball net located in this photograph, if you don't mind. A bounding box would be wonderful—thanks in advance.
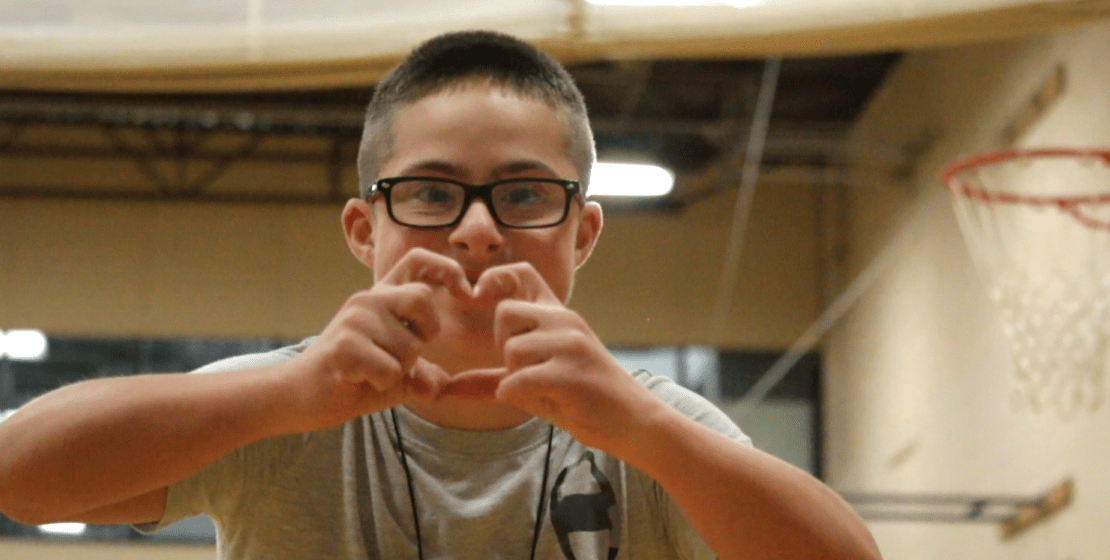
[946,150,1110,418]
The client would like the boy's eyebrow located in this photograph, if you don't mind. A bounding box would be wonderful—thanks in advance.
[400,160,466,177]
[494,159,559,177]
[398,159,563,180]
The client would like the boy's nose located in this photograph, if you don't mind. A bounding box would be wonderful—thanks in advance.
[448,200,505,259]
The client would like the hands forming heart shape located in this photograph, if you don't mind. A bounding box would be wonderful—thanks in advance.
[377,247,563,366]
[307,247,574,410]
[298,247,649,451]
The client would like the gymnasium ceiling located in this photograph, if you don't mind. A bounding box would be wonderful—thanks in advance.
[0,1,1107,206]
[0,53,899,207]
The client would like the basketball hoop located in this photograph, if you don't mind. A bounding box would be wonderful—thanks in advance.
[943,148,1110,418]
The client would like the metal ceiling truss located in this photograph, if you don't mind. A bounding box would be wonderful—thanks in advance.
[0,95,857,206]
[99,124,266,197]
[0,97,363,205]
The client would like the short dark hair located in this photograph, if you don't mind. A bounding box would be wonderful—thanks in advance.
[356,30,595,197]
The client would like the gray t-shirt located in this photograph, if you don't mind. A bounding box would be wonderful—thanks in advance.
[143,338,751,559]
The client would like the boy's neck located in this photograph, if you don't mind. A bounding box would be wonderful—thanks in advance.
[403,397,532,431]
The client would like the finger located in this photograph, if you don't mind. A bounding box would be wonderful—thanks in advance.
[441,367,509,400]
[494,299,541,351]
[338,288,429,369]
[493,364,563,419]
[337,341,407,393]
[379,283,440,342]
[473,263,559,305]
[494,301,577,355]
[500,328,561,372]
[404,358,452,401]
[381,248,472,299]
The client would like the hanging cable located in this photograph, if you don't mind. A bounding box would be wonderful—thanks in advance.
[708,57,782,345]
[732,185,949,420]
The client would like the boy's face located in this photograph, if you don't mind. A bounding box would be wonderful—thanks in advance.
[343,83,602,370]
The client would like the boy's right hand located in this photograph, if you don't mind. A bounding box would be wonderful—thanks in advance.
[281,248,472,432]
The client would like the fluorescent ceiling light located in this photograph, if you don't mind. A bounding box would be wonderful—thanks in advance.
[590,163,674,197]
[38,523,87,535]
[0,329,49,361]
[587,0,765,8]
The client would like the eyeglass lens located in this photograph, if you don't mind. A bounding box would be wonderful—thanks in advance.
[388,179,568,227]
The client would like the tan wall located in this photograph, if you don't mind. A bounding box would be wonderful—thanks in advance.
[826,20,1110,560]
[579,181,823,348]
[0,172,822,350]
[0,198,364,340]
[0,539,214,560]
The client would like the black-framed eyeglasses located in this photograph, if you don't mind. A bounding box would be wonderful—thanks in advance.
[366,176,582,229]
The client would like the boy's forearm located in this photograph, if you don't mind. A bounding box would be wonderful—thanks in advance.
[615,403,882,560]
[0,366,296,525]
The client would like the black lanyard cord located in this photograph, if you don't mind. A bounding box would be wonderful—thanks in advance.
[390,408,555,560]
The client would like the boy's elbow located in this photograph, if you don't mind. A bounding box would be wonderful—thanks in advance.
[0,504,52,528]
[0,446,54,526]
[0,475,74,527]
[0,476,51,527]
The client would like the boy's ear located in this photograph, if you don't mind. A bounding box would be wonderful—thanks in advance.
[573,200,604,268]
[342,198,376,266]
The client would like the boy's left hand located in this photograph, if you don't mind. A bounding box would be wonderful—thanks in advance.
[443,262,663,456]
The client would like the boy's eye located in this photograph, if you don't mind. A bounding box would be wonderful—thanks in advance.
[499,184,548,206]
[407,181,460,205]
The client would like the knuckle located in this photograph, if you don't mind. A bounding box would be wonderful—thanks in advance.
[496,299,528,318]
[396,249,423,269]
[343,290,367,305]
[341,293,387,323]
[409,247,438,261]
[346,288,378,306]
[565,330,593,353]
[502,339,528,367]
[508,261,536,274]
[376,360,404,382]
[405,248,456,275]
[351,359,400,389]
[335,308,363,330]
[564,308,587,327]
[331,331,360,356]
[566,329,590,345]
[406,282,435,301]
[393,281,437,316]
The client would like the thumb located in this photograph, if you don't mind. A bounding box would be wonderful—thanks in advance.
[442,367,509,400]
[405,358,451,401]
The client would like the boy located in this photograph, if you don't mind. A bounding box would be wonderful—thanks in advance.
[0,31,880,560]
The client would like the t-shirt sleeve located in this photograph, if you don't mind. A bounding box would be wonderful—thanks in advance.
[634,370,753,560]
[134,340,315,534]
[635,369,751,446]
[136,427,312,534]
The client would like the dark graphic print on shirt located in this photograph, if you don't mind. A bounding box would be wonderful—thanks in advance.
[550,451,620,560]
